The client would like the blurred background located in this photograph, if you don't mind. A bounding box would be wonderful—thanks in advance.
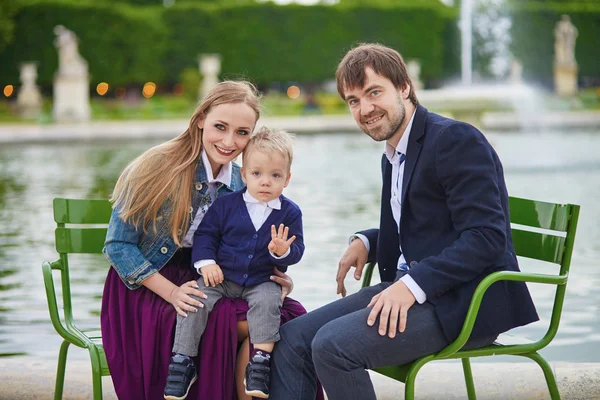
[0,0,599,377]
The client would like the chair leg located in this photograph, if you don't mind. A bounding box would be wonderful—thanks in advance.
[519,352,561,400]
[54,340,70,400]
[404,357,431,400]
[89,347,104,400]
[461,358,477,400]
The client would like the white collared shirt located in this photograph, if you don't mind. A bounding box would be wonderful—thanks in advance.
[353,109,427,304]
[182,150,233,247]
[195,191,288,273]
[242,190,281,231]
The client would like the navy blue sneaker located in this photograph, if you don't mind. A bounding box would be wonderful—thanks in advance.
[244,351,271,398]
[164,354,197,400]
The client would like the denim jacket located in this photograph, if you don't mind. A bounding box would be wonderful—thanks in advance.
[103,160,245,290]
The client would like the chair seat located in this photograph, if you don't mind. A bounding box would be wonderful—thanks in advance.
[372,332,537,384]
[493,332,535,346]
[81,329,110,377]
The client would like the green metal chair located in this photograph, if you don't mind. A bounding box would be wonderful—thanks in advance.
[42,198,113,400]
[361,196,580,400]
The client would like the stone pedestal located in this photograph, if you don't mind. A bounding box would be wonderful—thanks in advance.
[16,63,42,118]
[198,54,221,100]
[554,63,578,97]
[406,60,423,90]
[53,75,91,122]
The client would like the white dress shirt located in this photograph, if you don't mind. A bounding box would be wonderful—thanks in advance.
[182,150,232,247]
[353,109,427,304]
[194,191,289,273]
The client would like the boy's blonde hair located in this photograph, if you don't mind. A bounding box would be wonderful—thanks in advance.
[243,127,295,171]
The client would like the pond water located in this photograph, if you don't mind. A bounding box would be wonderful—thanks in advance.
[0,129,599,362]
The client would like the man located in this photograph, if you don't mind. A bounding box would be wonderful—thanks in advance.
[269,43,539,400]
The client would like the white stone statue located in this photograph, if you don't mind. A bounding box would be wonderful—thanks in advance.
[52,25,91,121]
[553,15,578,96]
[16,63,42,118]
[554,15,578,67]
[199,54,221,100]
[54,25,88,77]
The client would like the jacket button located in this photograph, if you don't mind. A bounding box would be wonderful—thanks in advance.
[253,234,258,239]
[161,246,168,254]
[189,206,193,213]
[410,261,418,268]
[195,183,203,191]
[127,279,135,284]
[243,274,248,279]
[248,254,253,259]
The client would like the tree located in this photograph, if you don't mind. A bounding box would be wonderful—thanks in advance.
[0,0,19,53]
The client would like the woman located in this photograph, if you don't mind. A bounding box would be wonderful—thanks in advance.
[101,81,320,400]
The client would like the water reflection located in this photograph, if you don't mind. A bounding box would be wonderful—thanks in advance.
[0,131,599,362]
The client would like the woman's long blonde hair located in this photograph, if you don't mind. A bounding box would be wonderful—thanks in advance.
[111,81,261,246]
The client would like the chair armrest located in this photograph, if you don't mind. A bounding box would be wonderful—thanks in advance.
[436,270,567,358]
[361,262,377,288]
[42,260,87,348]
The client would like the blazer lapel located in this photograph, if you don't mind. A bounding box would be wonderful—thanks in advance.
[401,105,427,206]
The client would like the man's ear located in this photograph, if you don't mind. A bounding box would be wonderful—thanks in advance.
[401,84,411,100]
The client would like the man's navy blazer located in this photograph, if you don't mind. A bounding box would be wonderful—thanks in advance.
[362,105,539,342]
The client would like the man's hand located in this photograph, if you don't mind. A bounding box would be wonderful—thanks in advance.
[367,280,416,338]
[202,263,224,287]
[336,237,368,297]
[268,223,296,256]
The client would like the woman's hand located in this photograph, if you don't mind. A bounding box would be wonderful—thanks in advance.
[169,280,207,317]
[270,268,294,301]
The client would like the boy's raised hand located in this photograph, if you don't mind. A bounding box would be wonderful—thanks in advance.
[268,223,296,257]
[202,263,224,287]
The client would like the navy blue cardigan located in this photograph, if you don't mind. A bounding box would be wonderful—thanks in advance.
[192,188,304,287]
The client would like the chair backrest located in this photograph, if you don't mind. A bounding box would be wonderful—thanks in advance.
[509,196,580,346]
[509,196,580,275]
[53,198,112,255]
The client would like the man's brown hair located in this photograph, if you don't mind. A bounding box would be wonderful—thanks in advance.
[336,43,419,106]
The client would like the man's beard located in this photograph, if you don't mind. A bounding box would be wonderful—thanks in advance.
[361,95,406,142]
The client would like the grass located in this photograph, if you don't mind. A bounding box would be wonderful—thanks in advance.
[0,91,349,123]
[0,87,597,124]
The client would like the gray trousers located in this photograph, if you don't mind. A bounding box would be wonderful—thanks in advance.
[172,279,282,357]
[270,270,498,400]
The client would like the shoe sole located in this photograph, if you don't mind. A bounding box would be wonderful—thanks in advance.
[164,373,198,400]
[243,378,269,399]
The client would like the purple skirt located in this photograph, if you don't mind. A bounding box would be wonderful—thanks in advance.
[101,255,323,400]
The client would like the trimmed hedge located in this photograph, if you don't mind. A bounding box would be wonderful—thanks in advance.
[0,0,167,86]
[164,3,455,85]
[0,1,457,88]
[509,1,600,88]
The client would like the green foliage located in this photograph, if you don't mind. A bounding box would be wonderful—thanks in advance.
[179,67,202,101]
[0,0,20,53]
[164,2,455,85]
[509,1,600,87]
[0,0,167,86]
[0,0,457,88]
